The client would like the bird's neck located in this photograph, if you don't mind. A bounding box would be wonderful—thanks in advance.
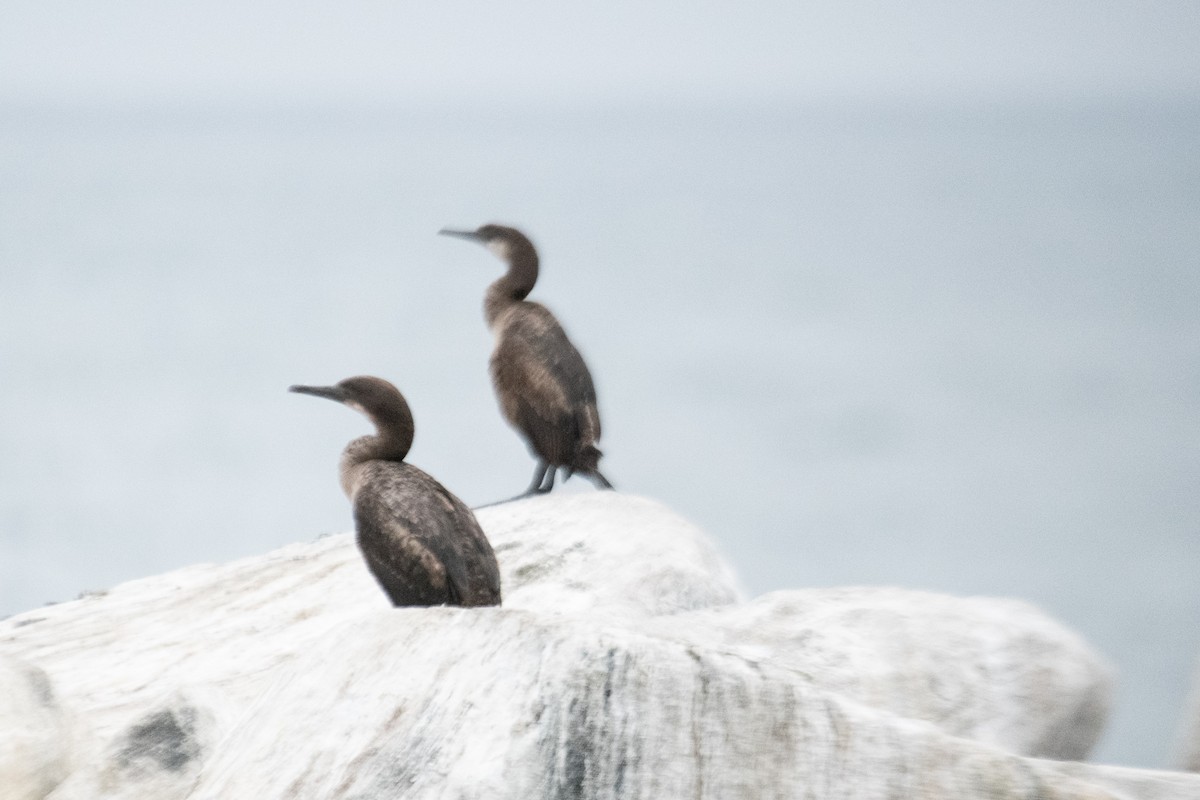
[484,250,538,328]
[338,427,412,498]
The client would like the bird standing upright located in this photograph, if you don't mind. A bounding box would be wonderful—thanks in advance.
[439,224,614,498]
[290,376,501,607]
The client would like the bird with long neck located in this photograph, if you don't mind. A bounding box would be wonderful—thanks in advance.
[290,376,501,607]
[292,377,414,499]
[439,224,614,500]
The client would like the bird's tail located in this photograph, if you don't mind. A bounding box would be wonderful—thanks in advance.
[574,443,603,473]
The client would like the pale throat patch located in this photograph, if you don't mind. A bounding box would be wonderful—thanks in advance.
[340,460,368,501]
[485,239,510,261]
[489,306,517,336]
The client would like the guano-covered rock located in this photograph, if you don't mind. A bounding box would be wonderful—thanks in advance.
[1,492,1196,799]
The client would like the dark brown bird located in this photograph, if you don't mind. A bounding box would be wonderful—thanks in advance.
[289,376,501,607]
[439,224,614,498]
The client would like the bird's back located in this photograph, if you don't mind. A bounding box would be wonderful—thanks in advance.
[351,461,501,607]
[489,302,602,467]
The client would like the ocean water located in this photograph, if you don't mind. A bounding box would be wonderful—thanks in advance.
[1,98,1198,767]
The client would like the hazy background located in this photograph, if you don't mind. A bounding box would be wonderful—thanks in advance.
[2,1,1199,768]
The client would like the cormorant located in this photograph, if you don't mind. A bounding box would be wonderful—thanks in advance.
[290,376,501,607]
[439,224,614,498]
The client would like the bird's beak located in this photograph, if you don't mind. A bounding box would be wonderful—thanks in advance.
[438,227,483,243]
[289,384,347,403]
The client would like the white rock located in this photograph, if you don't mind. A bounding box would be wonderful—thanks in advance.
[483,492,745,616]
[1177,657,1200,772]
[0,654,72,800]
[0,492,1194,799]
[1,493,739,798]
[180,612,1191,800]
[644,587,1112,759]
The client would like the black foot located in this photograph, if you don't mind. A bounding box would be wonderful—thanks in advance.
[529,461,556,494]
[472,492,538,509]
[471,463,558,510]
[587,469,614,490]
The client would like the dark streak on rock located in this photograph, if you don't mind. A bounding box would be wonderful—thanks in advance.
[539,644,640,799]
[117,707,200,773]
[687,648,708,800]
[603,648,628,797]
[23,665,56,707]
[561,695,590,798]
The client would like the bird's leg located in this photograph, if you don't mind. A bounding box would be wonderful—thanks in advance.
[585,469,614,490]
[470,462,554,509]
[535,462,557,493]
[521,460,553,495]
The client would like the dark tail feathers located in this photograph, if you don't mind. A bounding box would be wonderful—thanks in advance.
[574,443,603,472]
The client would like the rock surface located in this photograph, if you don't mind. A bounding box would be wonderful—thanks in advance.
[1178,657,1200,772]
[1,492,1196,799]
[0,655,72,800]
[643,587,1110,759]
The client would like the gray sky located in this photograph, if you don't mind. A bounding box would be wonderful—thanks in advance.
[3,1,1199,105]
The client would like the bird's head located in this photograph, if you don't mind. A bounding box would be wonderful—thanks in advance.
[289,376,413,437]
[439,223,537,264]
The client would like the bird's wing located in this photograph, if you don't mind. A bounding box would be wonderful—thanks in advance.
[492,304,601,460]
[356,537,448,606]
[491,339,575,462]
[352,466,483,606]
[409,477,501,606]
[432,486,502,605]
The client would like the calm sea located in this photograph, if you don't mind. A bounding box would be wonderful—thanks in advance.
[1,98,1198,767]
